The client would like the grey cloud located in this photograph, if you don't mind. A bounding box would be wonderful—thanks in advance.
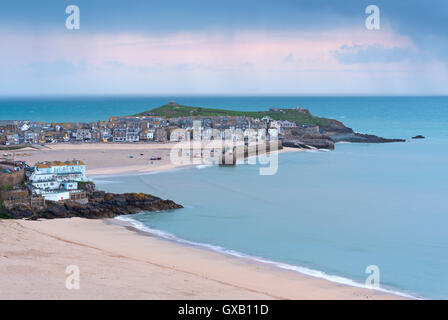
[331,44,421,64]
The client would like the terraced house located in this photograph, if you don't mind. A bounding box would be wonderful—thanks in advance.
[27,160,88,202]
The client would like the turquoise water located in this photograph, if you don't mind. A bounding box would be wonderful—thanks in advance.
[2,95,447,139]
[3,96,447,298]
[95,139,448,299]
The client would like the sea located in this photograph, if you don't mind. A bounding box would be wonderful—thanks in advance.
[3,95,447,299]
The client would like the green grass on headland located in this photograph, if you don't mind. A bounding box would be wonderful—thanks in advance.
[135,104,338,127]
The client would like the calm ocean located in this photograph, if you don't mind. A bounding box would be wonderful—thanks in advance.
[3,96,447,299]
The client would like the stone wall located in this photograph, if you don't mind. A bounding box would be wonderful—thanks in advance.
[3,195,46,210]
[0,170,25,188]
[0,189,29,201]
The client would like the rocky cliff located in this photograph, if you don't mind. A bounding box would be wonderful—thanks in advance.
[283,123,405,150]
[1,186,183,220]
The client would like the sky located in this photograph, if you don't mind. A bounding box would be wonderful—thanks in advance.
[1,0,447,95]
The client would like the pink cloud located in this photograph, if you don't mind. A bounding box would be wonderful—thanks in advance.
[0,28,414,71]
[1,28,447,95]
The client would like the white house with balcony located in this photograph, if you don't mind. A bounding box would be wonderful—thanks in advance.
[28,160,88,201]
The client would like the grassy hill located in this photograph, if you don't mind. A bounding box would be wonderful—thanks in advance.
[134,104,342,128]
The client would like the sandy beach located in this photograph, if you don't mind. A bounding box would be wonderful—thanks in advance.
[10,143,300,176]
[1,142,404,300]
[0,218,401,300]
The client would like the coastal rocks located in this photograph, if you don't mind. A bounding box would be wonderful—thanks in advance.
[412,135,425,139]
[281,140,312,149]
[301,138,335,149]
[330,133,405,143]
[320,120,353,134]
[78,181,96,193]
[289,126,321,137]
[2,190,183,220]
[283,128,405,149]
[282,138,335,150]
[0,205,33,219]
[283,127,335,150]
[316,122,405,144]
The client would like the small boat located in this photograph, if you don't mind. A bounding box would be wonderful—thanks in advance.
[129,155,134,158]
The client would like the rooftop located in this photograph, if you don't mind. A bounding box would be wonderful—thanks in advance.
[36,160,86,169]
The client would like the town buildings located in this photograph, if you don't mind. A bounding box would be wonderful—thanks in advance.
[0,108,307,146]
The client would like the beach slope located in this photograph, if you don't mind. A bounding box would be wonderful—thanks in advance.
[0,218,401,300]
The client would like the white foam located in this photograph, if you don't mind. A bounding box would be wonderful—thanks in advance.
[114,215,419,299]
[196,164,214,169]
[142,166,194,175]
[91,179,120,185]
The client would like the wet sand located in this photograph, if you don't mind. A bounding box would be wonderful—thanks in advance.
[0,218,401,300]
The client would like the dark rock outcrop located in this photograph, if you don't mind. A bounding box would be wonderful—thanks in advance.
[284,127,335,150]
[2,190,183,220]
[283,123,404,150]
[318,123,406,144]
[320,120,353,134]
[330,133,406,143]
[282,138,334,150]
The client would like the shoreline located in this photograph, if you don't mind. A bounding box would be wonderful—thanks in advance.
[0,217,406,300]
[12,142,302,177]
[4,142,413,299]
[113,214,417,300]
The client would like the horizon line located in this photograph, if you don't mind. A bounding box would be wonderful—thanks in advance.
[1,93,448,98]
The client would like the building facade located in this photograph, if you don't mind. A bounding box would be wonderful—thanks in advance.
[28,160,88,201]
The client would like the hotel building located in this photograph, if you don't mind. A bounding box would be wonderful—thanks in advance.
[28,160,88,202]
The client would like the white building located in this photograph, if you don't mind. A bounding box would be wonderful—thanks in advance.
[170,128,189,142]
[28,160,88,200]
[101,128,112,141]
[19,122,30,131]
[281,120,297,128]
[6,134,19,145]
[24,131,39,144]
[76,129,92,141]
[40,190,71,202]
[268,128,279,138]
[126,128,140,142]
[113,128,126,142]
[269,121,281,130]
[145,129,155,140]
